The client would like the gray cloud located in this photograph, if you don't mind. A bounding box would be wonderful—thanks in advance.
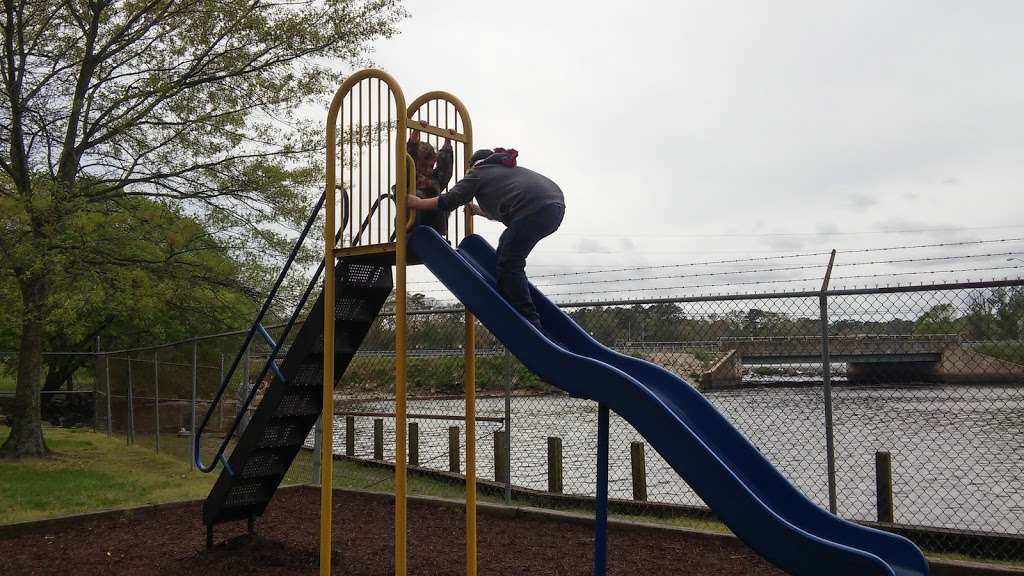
[375,0,1024,295]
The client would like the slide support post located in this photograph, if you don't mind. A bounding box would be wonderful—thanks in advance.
[595,403,610,576]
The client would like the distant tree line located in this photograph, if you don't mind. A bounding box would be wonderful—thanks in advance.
[357,287,1024,352]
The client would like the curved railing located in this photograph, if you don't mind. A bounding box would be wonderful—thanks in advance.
[193,186,410,474]
[192,190,349,473]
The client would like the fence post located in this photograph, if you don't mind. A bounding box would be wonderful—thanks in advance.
[93,337,100,433]
[345,416,355,456]
[547,436,563,493]
[127,356,134,446]
[504,350,512,503]
[594,404,610,576]
[218,354,225,432]
[191,340,198,471]
[876,451,894,523]
[409,422,420,467]
[243,344,249,385]
[630,441,647,501]
[819,249,838,513]
[242,343,249,424]
[373,418,384,460]
[493,430,508,483]
[154,351,160,453]
[105,354,113,436]
[448,426,460,473]
[312,415,322,485]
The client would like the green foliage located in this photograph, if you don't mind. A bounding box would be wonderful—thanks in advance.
[912,288,1024,340]
[913,304,960,335]
[0,0,407,454]
[974,342,1024,366]
[341,354,553,396]
[0,195,259,396]
[566,303,821,343]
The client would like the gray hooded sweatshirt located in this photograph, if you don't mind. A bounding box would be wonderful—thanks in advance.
[436,158,564,225]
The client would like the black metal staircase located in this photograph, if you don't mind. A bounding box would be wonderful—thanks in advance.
[200,259,391,545]
[193,190,398,546]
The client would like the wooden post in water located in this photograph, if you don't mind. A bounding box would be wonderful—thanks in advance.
[448,426,461,473]
[630,441,648,501]
[373,418,384,461]
[493,431,509,483]
[547,436,563,493]
[875,451,894,523]
[345,416,355,457]
[409,422,420,467]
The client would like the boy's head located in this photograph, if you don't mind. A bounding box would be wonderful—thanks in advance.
[470,148,518,168]
[413,141,438,172]
[412,141,438,190]
[470,149,493,166]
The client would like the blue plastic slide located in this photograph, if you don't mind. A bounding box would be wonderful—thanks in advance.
[410,226,928,576]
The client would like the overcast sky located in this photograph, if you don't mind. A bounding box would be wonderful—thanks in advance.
[360,1,1024,302]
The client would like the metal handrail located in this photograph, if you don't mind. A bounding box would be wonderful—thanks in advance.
[193,190,349,473]
[193,189,404,474]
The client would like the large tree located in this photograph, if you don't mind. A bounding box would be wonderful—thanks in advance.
[0,194,265,405]
[0,0,405,457]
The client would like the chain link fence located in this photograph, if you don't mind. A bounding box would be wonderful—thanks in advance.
[83,278,1024,561]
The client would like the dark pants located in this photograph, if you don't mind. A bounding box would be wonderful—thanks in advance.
[496,203,565,329]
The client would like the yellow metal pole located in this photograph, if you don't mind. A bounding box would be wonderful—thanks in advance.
[320,81,344,576]
[321,68,406,576]
[393,150,409,569]
[394,124,411,576]
[461,113,477,576]
[406,91,474,576]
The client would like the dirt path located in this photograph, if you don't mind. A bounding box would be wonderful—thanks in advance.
[1,487,783,575]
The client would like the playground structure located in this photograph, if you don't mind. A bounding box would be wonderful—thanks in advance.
[192,70,931,576]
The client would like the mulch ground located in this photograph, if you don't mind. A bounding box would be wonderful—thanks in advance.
[0,487,783,575]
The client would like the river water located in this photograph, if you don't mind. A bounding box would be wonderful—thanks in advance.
[331,384,1024,535]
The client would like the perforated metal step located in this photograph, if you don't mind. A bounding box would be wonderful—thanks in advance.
[257,417,310,448]
[274,388,321,417]
[223,479,268,507]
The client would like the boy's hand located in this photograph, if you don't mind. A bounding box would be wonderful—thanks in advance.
[410,130,420,143]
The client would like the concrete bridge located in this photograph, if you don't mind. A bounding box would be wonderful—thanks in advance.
[697,334,1024,389]
[719,334,958,365]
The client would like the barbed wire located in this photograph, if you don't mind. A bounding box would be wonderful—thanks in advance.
[551,224,1024,239]
[406,237,1024,287]
[526,251,1024,290]
[537,265,1024,299]
[406,250,834,286]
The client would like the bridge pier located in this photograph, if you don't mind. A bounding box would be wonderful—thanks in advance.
[700,350,743,391]
[845,361,938,384]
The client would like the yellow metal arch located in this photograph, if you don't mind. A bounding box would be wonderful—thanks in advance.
[322,68,409,576]
[321,74,478,576]
[407,90,477,576]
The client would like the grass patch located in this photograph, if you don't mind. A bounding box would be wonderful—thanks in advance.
[0,426,216,524]
[0,371,14,392]
[0,427,476,524]
[975,341,1024,365]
